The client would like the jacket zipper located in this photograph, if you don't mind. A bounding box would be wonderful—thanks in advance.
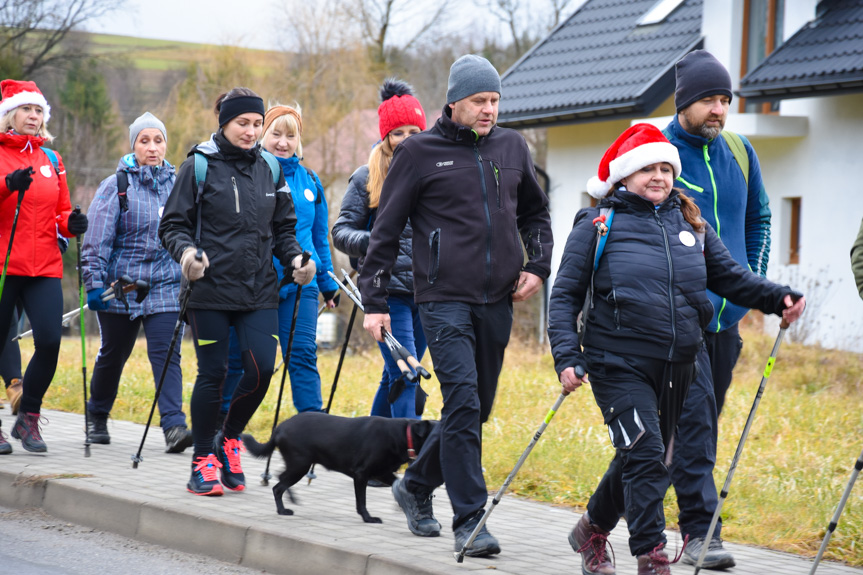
[654,210,676,360]
[474,145,492,303]
[703,144,726,331]
[231,176,240,213]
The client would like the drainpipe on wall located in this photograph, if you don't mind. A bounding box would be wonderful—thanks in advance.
[534,163,551,347]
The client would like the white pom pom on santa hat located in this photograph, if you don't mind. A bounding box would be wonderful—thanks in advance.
[586,123,681,199]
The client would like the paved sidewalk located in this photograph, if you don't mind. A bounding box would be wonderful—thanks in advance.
[0,409,860,575]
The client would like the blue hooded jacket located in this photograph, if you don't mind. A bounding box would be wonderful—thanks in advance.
[272,154,339,299]
[664,116,771,332]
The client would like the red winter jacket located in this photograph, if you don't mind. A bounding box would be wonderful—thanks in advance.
[0,132,73,278]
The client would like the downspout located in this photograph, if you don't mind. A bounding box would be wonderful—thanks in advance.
[534,164,551,346]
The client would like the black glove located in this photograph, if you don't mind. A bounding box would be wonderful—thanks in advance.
[6,167,34,194]
[67,211,89,235]
[322,290,340,307]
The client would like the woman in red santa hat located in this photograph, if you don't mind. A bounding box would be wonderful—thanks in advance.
[546,123,806,575]
[0,79,88,455]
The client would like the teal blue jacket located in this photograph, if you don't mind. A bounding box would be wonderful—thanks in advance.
[664,116,771,332]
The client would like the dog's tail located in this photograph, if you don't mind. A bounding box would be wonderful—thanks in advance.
[241,433,276,458]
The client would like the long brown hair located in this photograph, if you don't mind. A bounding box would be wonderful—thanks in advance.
[678,189,706,232]
[366,136,395,209]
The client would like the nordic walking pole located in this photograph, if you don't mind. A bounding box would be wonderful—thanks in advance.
[262,251,311,486]
[454,365,584,563]
[131,250,202,468]
[0,168,32,303]
[808,445,863,574]
[693,319,790,575]
[74,206,91,457]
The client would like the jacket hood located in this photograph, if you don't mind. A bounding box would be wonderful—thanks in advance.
[117,153,175,186]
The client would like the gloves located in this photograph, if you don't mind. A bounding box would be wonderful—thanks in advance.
[87,288,109,311]
[6,167,33,194]
[321,290,340,308]
[291,254,316,286]
[67,211,89,235]
[180,247,209,281]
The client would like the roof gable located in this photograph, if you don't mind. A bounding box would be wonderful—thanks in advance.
[499,0,703,127]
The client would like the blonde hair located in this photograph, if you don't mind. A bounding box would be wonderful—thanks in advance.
[262,104,303,158]
[0,107,54,142]
[366,136,395,209]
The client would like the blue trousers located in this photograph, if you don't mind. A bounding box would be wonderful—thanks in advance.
[404,297,512,528]
[370,294,426,419]
[223,284,323,414]
[87,311,187,430]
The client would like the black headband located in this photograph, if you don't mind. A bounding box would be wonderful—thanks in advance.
[218,95,265,127]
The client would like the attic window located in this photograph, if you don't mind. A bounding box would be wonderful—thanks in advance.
[637,0,686,26]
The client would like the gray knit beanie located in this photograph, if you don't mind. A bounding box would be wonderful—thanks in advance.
[446,55,501,104]
[129,111,167,150]
[674,50,733,113]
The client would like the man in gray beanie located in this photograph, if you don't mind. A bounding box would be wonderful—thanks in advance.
[359,54,552,558]
[663,49,772,570]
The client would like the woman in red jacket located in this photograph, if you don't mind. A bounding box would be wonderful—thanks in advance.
[0,79,88,454]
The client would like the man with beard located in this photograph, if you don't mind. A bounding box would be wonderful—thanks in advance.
[662,49,771,570]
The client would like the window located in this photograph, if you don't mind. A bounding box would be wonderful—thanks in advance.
[782,197,801,264]
[637,0,687,26]
[740,0,785,113]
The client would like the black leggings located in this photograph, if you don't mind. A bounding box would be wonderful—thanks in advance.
[0,304,23,385]
[0,276,63,414]
[186,308,278,457]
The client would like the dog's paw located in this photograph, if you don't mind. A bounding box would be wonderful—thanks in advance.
[277,509,294,516]
[364,516,383,524]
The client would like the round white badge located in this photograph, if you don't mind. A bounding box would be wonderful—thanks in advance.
[40,165,52,178]
[158,206,164,218]
[304,188,315,202]
[679,230,696,247]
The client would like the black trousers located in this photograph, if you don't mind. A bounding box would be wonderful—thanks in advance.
[584,347,695,556]
[186,308,278,458]
[404,297,512,528]
[0,304,23,385]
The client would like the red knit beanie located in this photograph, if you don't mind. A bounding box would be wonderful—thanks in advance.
[377,79,426,140]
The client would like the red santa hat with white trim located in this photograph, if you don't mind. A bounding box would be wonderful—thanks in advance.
[0,79,51,125]
[586,123,681,199]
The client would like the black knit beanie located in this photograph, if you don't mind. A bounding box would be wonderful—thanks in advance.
[674,50,733,113]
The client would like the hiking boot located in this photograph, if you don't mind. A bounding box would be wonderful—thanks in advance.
[453,509,501,558]
[11,411,47,452]
[0,422,11,454]
[214,431,245,491]
[7,378,22,415]
[164,425,193,454]
[87,411,110,444]
[392,477,441,536]
[187,454,224,496]
[637,541,686,575]
[569,512,616,574]
[681,536,735,569]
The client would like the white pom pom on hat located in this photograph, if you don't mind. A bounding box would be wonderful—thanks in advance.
[587,123,681,199]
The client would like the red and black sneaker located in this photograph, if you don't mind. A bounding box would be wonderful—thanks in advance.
[214,432,246,491]
[187,454,224,496]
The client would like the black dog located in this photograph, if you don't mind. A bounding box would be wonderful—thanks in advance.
[243,412,437,523]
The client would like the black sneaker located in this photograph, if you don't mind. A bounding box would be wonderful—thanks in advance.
[392,477,440,536]
[214,431,245,491]
[11,411,47,452]
[164,425,193,454]
[187,454,224,496]
[87,411,110,444]
[453,509,501,558]
[681,536,735,569]
[0,422,11,455]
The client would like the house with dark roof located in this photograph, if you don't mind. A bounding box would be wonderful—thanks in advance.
[501,0,863,351]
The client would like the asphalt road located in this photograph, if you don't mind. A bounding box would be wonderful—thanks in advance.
[0,506,268,575]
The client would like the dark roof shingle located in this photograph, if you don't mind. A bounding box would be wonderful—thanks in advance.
[499,0,703,127]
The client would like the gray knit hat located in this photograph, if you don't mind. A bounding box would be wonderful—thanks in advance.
[446,55,501,104]
[129,111,167,150]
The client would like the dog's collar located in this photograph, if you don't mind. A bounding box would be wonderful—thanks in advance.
[406,424,417,460]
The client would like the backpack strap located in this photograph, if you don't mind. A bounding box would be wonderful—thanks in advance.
[720,131,750,187]
[115,171,130,213]
[42,148,60,175]
[192,153,208,248]
[592,207,614,271]
[260,150,281,186]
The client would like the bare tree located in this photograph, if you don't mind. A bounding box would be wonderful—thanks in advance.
[484,0,578,58]
[0,0,120,77]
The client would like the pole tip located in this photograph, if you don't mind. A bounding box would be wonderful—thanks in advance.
[453,552,464,563]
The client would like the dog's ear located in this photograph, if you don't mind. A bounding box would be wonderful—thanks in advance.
[413,419,437,442]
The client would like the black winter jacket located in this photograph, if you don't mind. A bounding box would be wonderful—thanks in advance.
[331,165,415,296]
[158,132,302,311]
[548,189,798,375]
[359,106,553,312]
